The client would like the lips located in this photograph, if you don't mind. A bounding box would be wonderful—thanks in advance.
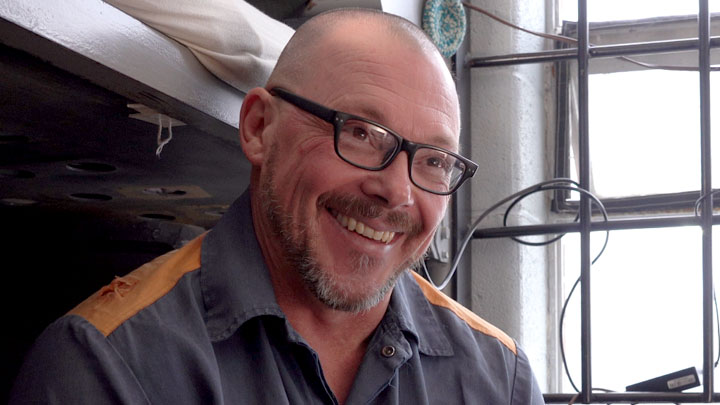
[335,212,396,244]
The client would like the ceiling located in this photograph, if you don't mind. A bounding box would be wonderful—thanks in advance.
[0,43,251,242]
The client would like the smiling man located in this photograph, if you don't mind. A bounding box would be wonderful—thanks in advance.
[11,8,544,405]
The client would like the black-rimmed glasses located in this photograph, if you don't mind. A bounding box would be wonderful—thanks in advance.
[270,87,477,196]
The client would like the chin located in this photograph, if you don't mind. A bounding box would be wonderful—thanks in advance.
[302,256,404,314]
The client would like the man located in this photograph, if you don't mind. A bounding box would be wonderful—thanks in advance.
[11,8,544,404]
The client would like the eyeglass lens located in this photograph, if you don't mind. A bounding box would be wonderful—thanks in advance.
[337,119,466,194]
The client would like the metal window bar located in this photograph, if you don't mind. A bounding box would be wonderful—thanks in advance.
[700,1,714,402]
[466,0,715,402]
[577,1,593,402]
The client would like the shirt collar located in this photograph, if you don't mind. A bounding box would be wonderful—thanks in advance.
[200,190,284,341]
[200,189,453,356]
[386,271,454,357]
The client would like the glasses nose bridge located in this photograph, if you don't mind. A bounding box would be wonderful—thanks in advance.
[396,137,420,169]
[381,138,417,183]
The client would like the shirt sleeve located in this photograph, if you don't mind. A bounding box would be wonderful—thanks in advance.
[511,346,546,405]
[9,315,149,404]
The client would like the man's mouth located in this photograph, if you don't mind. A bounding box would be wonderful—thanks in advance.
[335,212,396,244]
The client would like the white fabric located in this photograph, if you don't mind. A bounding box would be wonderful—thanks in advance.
[102,0,295,93]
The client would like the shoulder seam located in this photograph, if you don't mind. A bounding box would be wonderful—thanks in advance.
[410,271,517,355]
[68,234,206,336]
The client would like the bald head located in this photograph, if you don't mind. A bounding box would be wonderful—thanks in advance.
[267,8,450,90]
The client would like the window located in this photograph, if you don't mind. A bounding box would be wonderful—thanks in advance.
[554,1,720,398]
[556,14,720,212]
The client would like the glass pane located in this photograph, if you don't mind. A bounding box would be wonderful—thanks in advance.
[560,227,704,391]
[587,70,714,199]
[558,0,720,23]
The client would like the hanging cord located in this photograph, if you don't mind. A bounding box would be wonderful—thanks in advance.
[500,184,610,393]
[566,388,617,405]
[694,189,720,217]
[155,114,174,157]
[421,178,581,290]
[420,178,608,290]
[694,190,720,368]
[508,184,610,393]
[421,178,611,393]
[461,2,720,72]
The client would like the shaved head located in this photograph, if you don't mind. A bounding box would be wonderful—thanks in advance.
[267,8,449,90]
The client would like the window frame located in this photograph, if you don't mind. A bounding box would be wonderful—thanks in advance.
[553,15,720,215]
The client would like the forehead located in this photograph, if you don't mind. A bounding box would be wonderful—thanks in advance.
[300,25,460,150]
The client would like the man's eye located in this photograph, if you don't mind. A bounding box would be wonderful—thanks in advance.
[351,126,369,140]
[427,156,449,169]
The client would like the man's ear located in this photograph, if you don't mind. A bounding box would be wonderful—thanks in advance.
[239,87,275,166]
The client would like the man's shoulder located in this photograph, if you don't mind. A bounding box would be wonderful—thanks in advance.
[394,273,546,404]
[69,234,206,337]
[406,271,517,355]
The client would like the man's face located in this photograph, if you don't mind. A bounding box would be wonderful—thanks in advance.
[258,30,460,313]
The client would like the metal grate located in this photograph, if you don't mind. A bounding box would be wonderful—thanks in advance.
[467,0,716,402]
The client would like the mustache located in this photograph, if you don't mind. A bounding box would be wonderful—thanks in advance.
[317,192,423,237]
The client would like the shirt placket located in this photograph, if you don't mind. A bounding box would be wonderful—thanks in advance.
[344,322,412,405]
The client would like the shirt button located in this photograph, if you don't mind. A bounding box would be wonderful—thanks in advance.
[381,345,396,358]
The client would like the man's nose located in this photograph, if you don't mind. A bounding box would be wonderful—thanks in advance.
[360,152,414,209]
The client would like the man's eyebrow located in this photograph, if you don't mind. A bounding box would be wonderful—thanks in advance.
[351,105,388,125]
[427,135,459,152]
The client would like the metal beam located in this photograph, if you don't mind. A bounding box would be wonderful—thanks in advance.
[545,391,720,403]
[472,214,720,239]
[698,0,714,401]
[576,1,592,400]
[467,36,720,68]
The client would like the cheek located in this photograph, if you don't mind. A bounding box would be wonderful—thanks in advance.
[415,196,449,246]
[422,196,449,229]
[271,142,342,207]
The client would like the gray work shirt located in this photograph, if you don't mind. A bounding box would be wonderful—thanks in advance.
[10,190,544,404]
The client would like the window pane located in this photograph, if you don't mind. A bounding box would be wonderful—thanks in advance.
[561,227,704,391]
[558,0,720,23]
[586,70,720,199]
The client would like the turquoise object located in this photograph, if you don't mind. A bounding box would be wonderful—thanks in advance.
[422,0,467,58]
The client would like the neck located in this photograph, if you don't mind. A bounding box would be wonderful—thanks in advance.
[249,186,391,404]
[276,280,390,405]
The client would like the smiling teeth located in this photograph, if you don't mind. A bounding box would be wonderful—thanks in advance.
[335,213,395,244]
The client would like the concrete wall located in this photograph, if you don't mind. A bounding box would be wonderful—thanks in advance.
[463,0,556,390]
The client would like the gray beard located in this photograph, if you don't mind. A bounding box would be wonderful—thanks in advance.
[258,153,422,313]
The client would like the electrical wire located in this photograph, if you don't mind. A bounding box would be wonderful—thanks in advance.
[422,178,586,291]
[462,1,577,45]
[421,178,610,393]
[461,1,720,72]
[508,184,610,393]
[693,190,720,368]
[509,184,610,393]
[566,388,617,405]
[502,187,580,247]
[694,189,720,217]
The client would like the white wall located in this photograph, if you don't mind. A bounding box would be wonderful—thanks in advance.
[464,0,556,390]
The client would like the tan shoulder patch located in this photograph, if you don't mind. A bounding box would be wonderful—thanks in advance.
[69,234,206,336]
[410,272,517,355]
